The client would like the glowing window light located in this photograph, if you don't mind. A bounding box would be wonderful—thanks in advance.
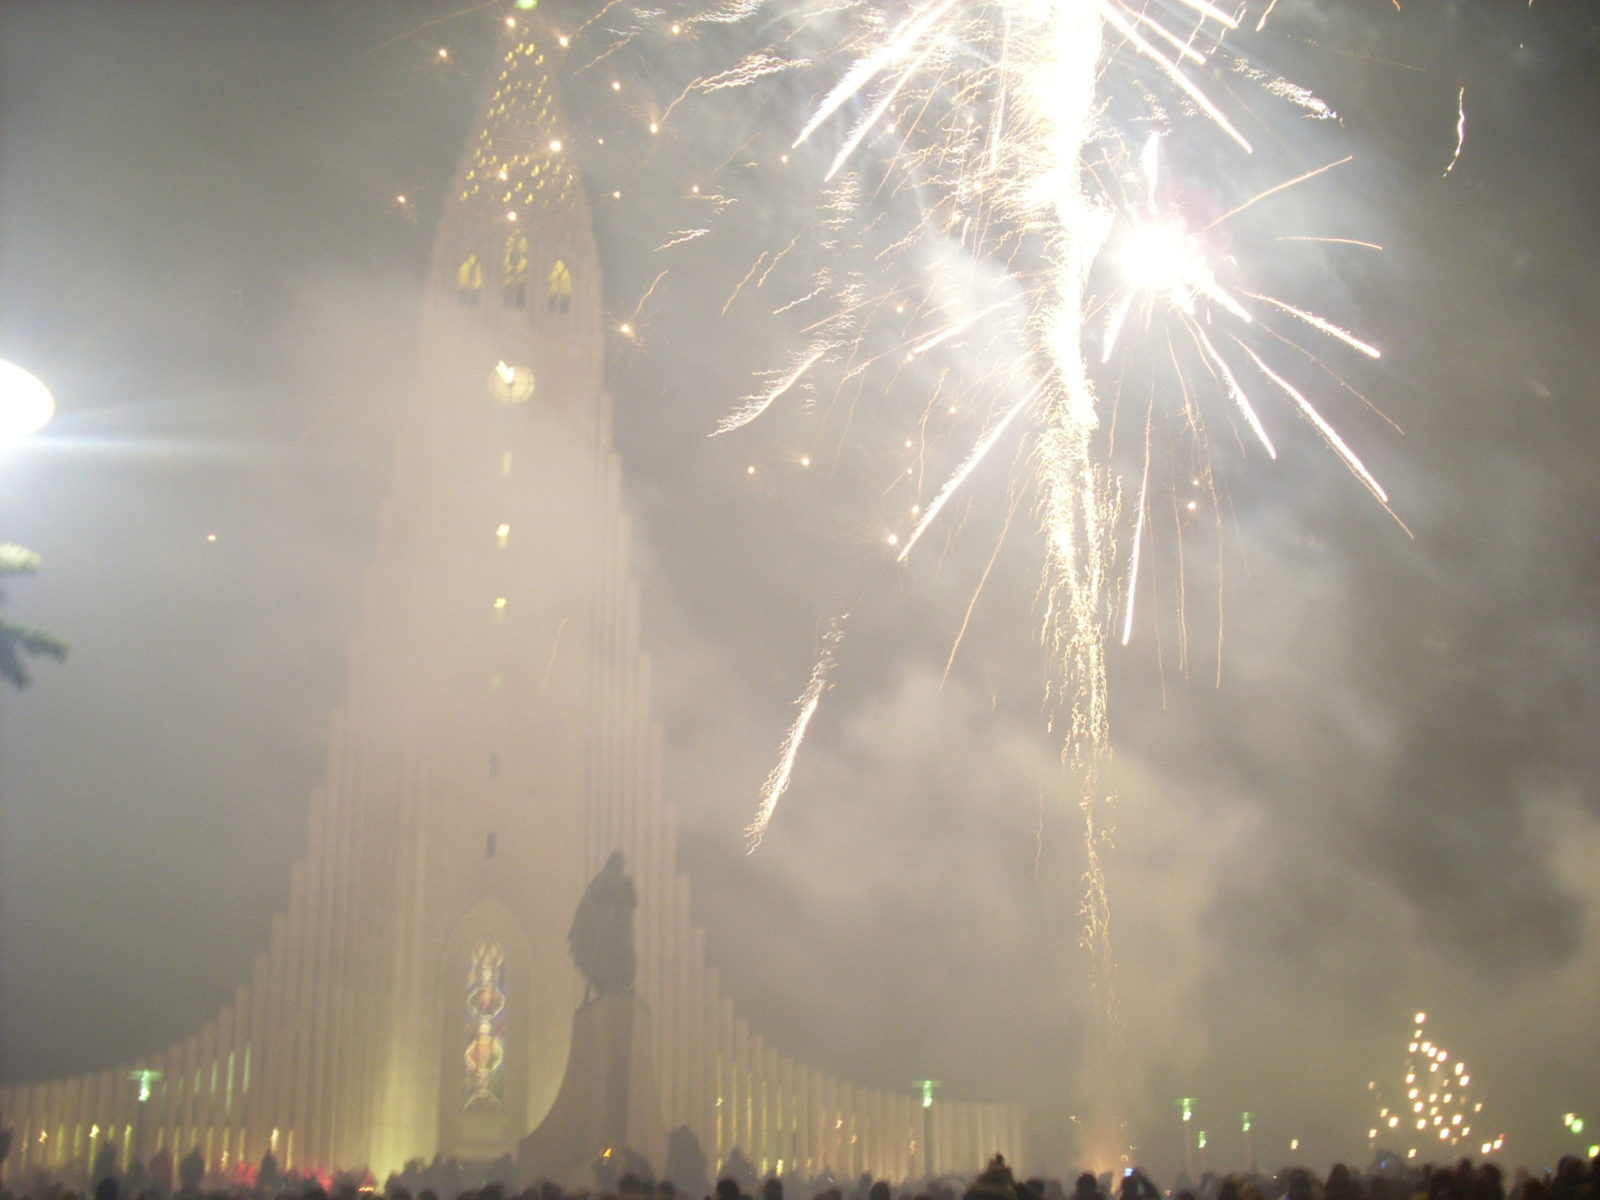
[548,260,573,311]
[496,523,510,549]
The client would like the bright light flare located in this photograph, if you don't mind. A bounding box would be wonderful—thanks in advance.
[0,359,55,448]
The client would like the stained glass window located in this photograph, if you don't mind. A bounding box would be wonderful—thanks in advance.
[463,942,506,1110]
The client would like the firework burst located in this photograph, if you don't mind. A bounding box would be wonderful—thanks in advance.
[577,0,1395,1146]
[1368,1012,1499,1160]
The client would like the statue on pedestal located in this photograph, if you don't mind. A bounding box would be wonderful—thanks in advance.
[568,851,636,1001]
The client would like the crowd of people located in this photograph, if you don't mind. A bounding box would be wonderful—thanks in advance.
[2,1143,1598,1200]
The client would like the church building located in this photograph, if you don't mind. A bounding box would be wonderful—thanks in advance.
[0,11,1024,1184]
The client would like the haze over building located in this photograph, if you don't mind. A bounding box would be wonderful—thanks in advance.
[0,14,1022,1183]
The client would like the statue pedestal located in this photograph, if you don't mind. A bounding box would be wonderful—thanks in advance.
[518,995,667,1184]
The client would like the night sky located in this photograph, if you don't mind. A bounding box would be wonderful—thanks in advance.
[3,0,1599,1181]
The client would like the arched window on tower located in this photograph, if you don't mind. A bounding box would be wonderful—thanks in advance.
[457,253,483,305]
[502,230,529,309]
[547,259,573,313]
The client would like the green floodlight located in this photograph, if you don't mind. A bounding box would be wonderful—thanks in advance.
[1179,1097,1195,1122]
[913,1080,942,1109]
[129,1069,163,1103]
[1242,1112,1253,1132]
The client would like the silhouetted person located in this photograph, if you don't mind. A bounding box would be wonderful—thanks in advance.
[177,1147,203,1194]
[93,1141,120,1187]
[147,1146,172,1195]
[1325,1164,1359,1200]
[967,1157,1018,1200]
[1469,1164,1505,1200]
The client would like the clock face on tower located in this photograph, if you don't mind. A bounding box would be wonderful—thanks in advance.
[487,360,536,405]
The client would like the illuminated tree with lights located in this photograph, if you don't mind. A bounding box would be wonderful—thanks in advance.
[1369,1012,1500,1161]
[0,543,66,689]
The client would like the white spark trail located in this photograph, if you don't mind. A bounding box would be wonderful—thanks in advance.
[1169,0,1240,30]
[897,378,1043,562]
[1097,0,1253,152]
[792,0,959,151]
[908,301,1008,358]
[1244,291,1383,358]
[745,623,843,850]
[1206,156,1353,231]
[1443,85,1466,176]
[1121,423,1152,647]
[1237,341,1388,502]
[715,346,829,434]
[694,52,798,92]
[656,228,711,251]
[1192,325,1276,456]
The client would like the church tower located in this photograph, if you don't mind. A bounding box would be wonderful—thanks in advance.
[0,12,1027,1182]
[332,13,630,1167]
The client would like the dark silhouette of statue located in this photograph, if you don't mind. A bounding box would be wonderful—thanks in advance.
[568,851,636,999]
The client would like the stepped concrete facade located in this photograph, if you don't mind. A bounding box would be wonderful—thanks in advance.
[0,13,1025,1185]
